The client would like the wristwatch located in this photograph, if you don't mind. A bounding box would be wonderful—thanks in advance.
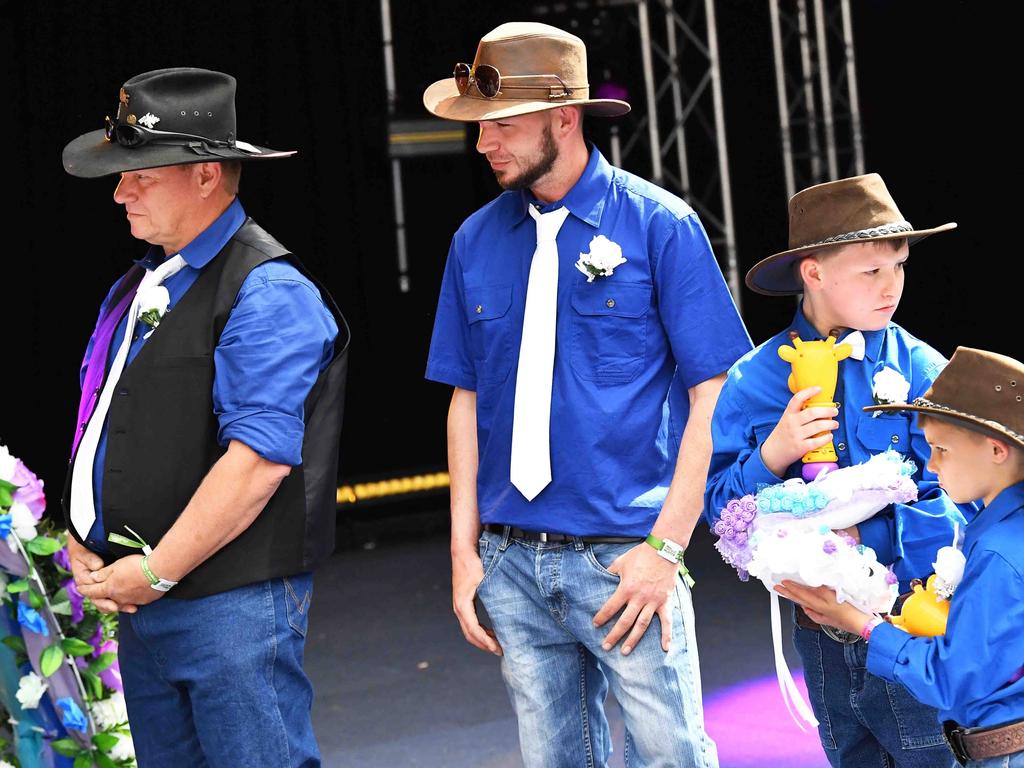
[141,555,179,593]
[645,534,696,587]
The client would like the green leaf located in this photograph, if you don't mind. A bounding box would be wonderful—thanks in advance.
[92,732,119,752]
[88,652,117,674]
[81,670,103,700]
[0,478,16,492]
[51,599,72,616]
[53,587,69,603]
[95,751,118,768]
[6,578,29,593]
[1,635,26,654]
[61,637,96,657]
[39,643,65,676]
[74,753,93,768]
[0,487,12,507]
[50,737,80,756]
[27,588,44,609]
[26,536,63,556]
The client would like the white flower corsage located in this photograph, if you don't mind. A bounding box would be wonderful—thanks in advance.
[137,285,171,339]
[575,235,627,282]
[931,545,966,600]
[871,366,911,414]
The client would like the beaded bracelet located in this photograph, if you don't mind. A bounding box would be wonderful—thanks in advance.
[860,615,884,642]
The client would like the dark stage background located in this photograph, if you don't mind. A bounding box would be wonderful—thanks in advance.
[0,0,1011,509]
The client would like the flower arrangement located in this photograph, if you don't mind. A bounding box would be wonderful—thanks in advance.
[0,444,134,767]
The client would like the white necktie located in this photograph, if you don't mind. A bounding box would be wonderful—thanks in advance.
[69,254,187,539]
[510,205,570,501]
[839,330,866,360]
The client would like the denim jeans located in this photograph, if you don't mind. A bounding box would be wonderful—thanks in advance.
[118,573,319,767]
[476,528,719,768]
[969,752,1024,767]
[794,624,956,768]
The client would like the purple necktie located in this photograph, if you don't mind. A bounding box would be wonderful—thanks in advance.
[71,267,144,457]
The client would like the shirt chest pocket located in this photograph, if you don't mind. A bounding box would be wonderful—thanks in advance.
[855,413,911,454]
[465,284,514,384]
[570,281,650,384]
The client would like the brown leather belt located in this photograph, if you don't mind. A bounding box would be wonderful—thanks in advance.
[944,718,1024,764]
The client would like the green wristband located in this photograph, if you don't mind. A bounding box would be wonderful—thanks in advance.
[645,534,696,588]
[140,555,160,586]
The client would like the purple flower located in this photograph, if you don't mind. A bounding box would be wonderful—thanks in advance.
[726,499,742,516]
[96,639,123,693]
[713,521,727,537]
[735,531,748,546]
[53,546,71,573]
[88,622,104,653]
[11,460,46,520]
[734,519,747,532]
[56,697,88,732]
[722,525,736,540]
[822,541,837,555]
[17,603,48,636]
[721,509,736,525]
[63,578,85,623]
[885,569,898,586]
[740,496,758,514]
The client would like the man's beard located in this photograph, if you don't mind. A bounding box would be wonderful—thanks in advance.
[495,124,558,191]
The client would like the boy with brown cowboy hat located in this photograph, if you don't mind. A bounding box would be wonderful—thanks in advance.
[778,347,1024,768]
[424,21,751,768]
[705,173,972,766]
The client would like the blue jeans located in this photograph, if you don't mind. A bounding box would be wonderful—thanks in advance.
[794,624,955,767]
[118,573,319,767]
[476,528,718,768]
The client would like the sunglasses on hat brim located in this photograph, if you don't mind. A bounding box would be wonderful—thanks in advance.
[453,63,574,99]
[104,115,234,150]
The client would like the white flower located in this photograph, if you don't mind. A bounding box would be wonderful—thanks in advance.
[0,444,15,483]
[91,692,129,730]
[1,760,17,768]
[575,235,627,282]
[9,502,38,542]
[932,545,966,599]
[137,285,171,338]
[872,366,911,406]
[15,672,48,709]
[109,731,136,761]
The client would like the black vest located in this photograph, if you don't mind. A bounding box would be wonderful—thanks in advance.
[62,219,348,599]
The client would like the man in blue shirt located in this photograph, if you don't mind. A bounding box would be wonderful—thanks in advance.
[61,68,345,767]
[424,23,751,767]
[706,174,969,767]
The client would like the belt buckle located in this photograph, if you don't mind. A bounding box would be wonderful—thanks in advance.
[538,532,549,543]
[943,721,971,766]
[822,624,861,644]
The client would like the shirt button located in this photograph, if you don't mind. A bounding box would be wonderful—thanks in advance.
[606,298,616,308]
[837,442,846,451]
[475,304,483,314]
[891,435,900,444]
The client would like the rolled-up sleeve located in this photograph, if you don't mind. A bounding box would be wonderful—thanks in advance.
[213,261,338,466]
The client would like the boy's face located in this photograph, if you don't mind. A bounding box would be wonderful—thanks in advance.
[804,240,908,332]
[923,418,996,504]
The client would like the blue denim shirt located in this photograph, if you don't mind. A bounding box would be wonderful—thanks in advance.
[868,481,1024,728]
[426,147,752,536]
[80,199,338,550]
[705,304,973,588]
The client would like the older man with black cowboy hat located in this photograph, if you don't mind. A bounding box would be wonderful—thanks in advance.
[61,68,347,767]
[424,22,751,767]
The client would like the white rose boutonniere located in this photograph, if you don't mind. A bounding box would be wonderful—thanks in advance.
[871,366,911,414]
[575,235,626,282]
[15,671,48,709]
[137,285,172,339]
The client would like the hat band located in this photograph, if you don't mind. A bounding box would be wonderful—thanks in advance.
[809,221,914,247]
[913,396,1024,443]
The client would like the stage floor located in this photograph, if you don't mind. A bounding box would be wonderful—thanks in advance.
[306,520,830,768]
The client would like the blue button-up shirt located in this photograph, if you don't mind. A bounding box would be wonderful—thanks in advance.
[81,199,338,550]
[868,480,1024,728]
[426,147,752,536]
[705,304,973,588]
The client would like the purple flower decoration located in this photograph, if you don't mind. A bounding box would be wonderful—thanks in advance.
[56,697,88,732]
[62,577,85,623]
[721,509,736,525]
[822,541,838,555]
[735,531,748,546]
[88,622,104,654]
[96,639,123,693]
[740,496,758,514]
[713,521,727,537]
[11,459,46,520]
[885,569,898,586]
[726,499,742,515]
[734,519,747,532]
[18,603,48,636]
[53,546,72,573]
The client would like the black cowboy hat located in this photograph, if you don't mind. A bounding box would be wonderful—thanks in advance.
[63,67,295,178]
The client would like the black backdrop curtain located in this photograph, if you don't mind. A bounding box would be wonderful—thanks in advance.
[0,0,1011,502]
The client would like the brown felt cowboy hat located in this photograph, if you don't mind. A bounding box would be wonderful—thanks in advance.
[63,68,295,178]
[864,347,1024,450]
[423,22,630,122]
[745,173,957,296]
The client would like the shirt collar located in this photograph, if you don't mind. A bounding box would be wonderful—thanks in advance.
[966,480,1024,543]
[516,145,612,228]
[135,198,247,271]
[791,303,886,362]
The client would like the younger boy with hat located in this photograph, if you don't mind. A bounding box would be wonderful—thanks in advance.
[705,173,970,766]
[778,347,1024,767]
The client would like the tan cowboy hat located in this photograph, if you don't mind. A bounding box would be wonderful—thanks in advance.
[864,347,1024,450]
[745,173,957,296]
[423,22,630,122]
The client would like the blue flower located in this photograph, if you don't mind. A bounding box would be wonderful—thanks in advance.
[17,603,48,636]
[56,697,88,732]
[0,513,11,539]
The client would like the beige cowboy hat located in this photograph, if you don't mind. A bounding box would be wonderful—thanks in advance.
[745,173,957,296]
[423,22,630,122]
[864,347,1024,450]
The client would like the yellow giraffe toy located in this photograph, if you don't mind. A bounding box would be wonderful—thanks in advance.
[778,332,853,480]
